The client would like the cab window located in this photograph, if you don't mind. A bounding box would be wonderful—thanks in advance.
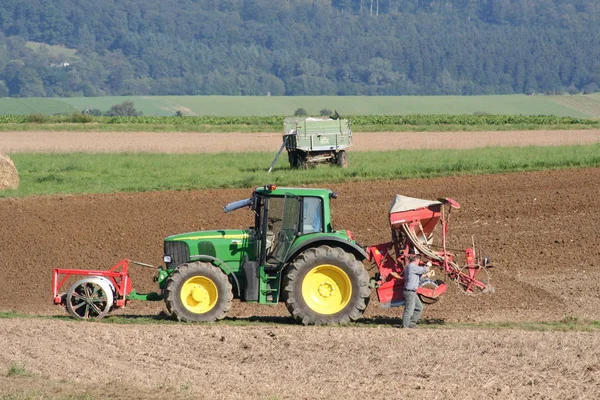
[303,197,322,233]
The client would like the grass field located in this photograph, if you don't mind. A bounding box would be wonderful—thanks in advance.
[4,144,599,197]
[0,98,77,116]
[2,94,600,117]
[25,41,79,61]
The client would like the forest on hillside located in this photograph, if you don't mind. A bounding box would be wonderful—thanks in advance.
[0,0,599,97]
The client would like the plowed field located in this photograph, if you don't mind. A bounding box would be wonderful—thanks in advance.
[1,131,600,399]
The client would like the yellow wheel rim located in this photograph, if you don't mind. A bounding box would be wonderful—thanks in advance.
[302,264,352,315]
[180,276,218,314]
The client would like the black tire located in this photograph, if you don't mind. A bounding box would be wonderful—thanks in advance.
[288,151,297,168]
[336,150,348,168]
[296,153,308,169]
[165,262,233,322]
[283,245,370,325]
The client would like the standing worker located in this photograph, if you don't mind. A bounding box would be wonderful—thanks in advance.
[401,254,432,328]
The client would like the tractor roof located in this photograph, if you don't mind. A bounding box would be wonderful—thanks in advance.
[255,185,333,198]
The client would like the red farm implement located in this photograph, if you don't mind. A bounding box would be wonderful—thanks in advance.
[367,195,494,307]
[52,259,166,319]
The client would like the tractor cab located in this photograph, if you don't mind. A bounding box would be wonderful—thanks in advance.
[241,185,328,267]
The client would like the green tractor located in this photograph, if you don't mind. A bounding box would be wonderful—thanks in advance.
[162,184,370,325]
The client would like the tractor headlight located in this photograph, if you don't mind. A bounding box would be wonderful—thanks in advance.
[163,255,172,264]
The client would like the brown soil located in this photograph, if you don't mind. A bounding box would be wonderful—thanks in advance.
[1,319,598,399]
[0,153,19,189]
[1,163,599,398]
[2,129,600,153]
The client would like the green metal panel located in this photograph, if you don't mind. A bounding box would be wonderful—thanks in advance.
[166,229,254,277]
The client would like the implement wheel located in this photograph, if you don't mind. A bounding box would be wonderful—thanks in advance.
[66,277,114,320]
[165,262,233,322]
[283,245,370,325]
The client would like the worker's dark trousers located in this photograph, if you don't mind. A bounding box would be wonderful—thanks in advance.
[402,290,423,328]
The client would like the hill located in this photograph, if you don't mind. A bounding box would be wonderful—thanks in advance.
[0,0,599,97]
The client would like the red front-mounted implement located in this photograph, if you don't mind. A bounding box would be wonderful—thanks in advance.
[367,195,494,307]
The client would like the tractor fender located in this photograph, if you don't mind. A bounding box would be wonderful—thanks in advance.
[286,236,368,264]
[188,255,241,298]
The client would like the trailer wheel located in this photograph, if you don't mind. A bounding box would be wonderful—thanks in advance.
[336,150,348,168]
[66,277,114,320]
[287,151,296,168]
[283,245,370,325]
[296,153,308,169]
[165,262,233,322]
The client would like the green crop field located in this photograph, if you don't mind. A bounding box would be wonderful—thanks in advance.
[2,94,599,117]
[3,144,599,198]
[58,94,599,117]
[0,98,77,116]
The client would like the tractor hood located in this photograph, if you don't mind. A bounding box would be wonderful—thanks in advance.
[165,229,251,242]
[164,229,254,271]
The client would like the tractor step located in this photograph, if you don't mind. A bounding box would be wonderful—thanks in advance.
[258,268,281,304]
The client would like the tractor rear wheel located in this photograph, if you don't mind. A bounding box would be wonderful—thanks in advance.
[283,245,370,325]
[165,262,233,322]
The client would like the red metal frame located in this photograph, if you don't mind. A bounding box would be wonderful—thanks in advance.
[368,197,489,305]
[52,258,134,308]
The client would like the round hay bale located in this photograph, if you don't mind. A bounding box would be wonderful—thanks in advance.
[0,153,19,190]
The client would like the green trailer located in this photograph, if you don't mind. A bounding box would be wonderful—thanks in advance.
[283,117,352,168]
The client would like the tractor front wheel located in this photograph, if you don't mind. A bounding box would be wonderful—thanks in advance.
[283,245,370,325]
[165,262,233,322]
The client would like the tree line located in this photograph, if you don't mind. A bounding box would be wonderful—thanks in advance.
[0,0,598,97]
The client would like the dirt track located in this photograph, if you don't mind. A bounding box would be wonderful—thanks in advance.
[1,133,600,398]
[2,129,600,153]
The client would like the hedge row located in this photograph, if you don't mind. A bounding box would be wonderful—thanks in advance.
[0,114,598,126]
